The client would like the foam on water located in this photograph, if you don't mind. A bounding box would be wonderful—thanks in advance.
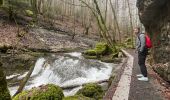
[9,52,114,96]
[6,74,20,80]
[66,52,82,59]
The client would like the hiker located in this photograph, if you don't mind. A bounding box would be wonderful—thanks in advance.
[134,27,149,81]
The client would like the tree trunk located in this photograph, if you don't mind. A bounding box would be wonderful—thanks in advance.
[127,0,134,47]
[13,63,36,97]
[109,0,121,43]
[61,79,109,90]
[0,62,11,100]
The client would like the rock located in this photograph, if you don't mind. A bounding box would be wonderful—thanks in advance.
[84,42,111,56]
[13,84,64,100]
[77,83,103,100]
[83,55,98,59]
[137,0,170,82]
[153,63,170,82]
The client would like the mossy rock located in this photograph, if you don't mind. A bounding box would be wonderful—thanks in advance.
[83,55,98,59]
[84,42,110,56]
[77,83,103,100]
[100,55,114,63]
[25,10,34,17]
[112,52,119,58]
[95,42,108,55]
[13,84,64,100]
[84,49,97,56]
[125,38,132,43]
[63,95,94,100]
[101,56,121,63]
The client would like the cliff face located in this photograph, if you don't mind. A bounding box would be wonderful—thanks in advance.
[137,0,170,81]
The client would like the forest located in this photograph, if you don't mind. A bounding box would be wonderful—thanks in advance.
[0,0,169,100]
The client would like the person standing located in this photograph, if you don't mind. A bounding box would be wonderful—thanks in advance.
[134,27,149,81]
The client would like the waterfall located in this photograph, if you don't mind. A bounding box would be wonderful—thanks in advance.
[8,52,115,96]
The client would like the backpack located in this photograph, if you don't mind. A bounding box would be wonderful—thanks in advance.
[138,33,152,48]
[145,35,152,48]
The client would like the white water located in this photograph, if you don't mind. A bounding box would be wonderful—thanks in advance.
[9,52,114,96]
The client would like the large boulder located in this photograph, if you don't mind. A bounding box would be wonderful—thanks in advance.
[137,0,170,81]
[84,42,112,56]
[137,0,170,63]
[13,84,64,100]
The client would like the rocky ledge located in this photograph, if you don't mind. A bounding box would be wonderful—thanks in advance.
[137,0,170,81]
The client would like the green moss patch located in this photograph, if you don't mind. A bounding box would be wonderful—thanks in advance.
[25,10,34,17]
[63,95,94,100]
[83,42,123,63]
[77,83,103,100]
[84,42,110,56]
[13,84,64,100]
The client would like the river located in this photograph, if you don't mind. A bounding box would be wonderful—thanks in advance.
[7,52,116,96]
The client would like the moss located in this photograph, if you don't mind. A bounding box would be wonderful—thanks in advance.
[17,31,27,37]
[100,54,114,63]
[63,95,94,100]
[125,38,132,43]
[95,43,108,55]
[84,49,97,56]
[108,75,115,87]
[0,62,11,100]
[13,84,64,100]
[25,10,34,17]
[77,83,103,100]
[83,42,124,63]
[84,42,111,56]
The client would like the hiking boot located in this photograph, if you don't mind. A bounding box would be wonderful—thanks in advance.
[138,77,149,81]
[136,74,143,77]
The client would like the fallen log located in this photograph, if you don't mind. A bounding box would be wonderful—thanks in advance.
[12,61,36,97]
[61,79,109,90]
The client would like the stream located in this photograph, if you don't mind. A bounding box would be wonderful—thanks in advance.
[7,52,116,96]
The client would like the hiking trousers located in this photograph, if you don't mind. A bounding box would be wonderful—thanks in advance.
[138,50,148,77]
